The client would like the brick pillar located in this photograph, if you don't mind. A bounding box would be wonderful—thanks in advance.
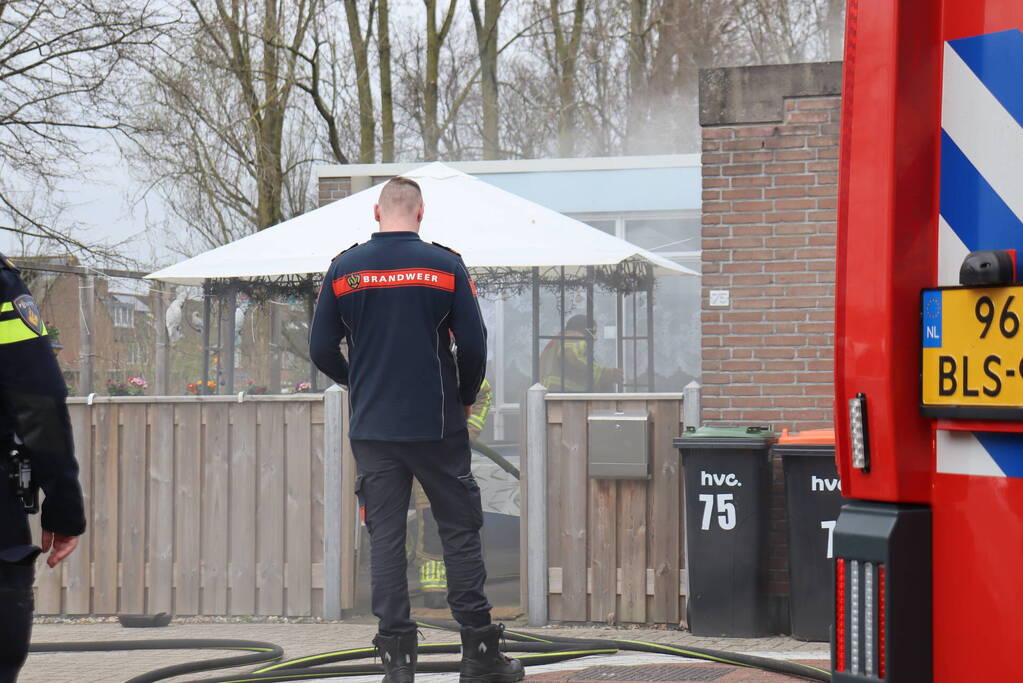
[699,62,841,632]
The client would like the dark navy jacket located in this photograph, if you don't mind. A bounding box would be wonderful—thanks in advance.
[0,256,86,563]
[309,231,487,441]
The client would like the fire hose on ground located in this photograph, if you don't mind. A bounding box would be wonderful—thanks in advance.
[28,620,831,682]
[28,446,829,682]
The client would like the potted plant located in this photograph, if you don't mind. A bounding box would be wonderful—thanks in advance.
[106,376,148,396]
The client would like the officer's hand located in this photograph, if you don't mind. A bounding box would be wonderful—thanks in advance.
[40,531,79,568]
[464,405,472,419]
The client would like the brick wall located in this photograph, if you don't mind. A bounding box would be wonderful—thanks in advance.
[700,100,838,431]
[699,62,841,632]
[318,177,351,207]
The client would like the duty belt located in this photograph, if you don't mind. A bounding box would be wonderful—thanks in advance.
[5,444,37,514]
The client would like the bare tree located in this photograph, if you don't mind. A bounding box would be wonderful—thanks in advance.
[423,0,458,160]
[624,0,649,154]
[129,0,318,252]
[539,0,587,157]
[343,0,376,163]
[393,4,538,161]
[576,1,624,155]
[118,0,843,259]
[292,0,393,166]
[826,0,845,60]
[294,12,351,165]
[435,29,486,159]
[569,0,748,155]
[640,0,746,151]
[500,56,556,159]
[469,0,502,159]
[735,0,833,64]
[0,0,165,257]
[377,0,395,162]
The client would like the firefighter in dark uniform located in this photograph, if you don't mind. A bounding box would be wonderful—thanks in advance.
[310,177,523,683]
[0,255,86,683]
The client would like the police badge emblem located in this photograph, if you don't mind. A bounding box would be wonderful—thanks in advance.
[13,295,43,335]
[346,273,361,289]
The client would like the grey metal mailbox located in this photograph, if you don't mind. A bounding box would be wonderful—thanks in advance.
[587,410,650,479]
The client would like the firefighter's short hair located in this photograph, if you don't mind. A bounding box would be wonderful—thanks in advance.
[378,176,423,215]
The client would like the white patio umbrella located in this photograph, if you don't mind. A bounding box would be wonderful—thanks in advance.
[146,162,696,285]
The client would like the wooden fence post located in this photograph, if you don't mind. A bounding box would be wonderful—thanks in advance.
[526,383,548,626]
[323,385,344,619]
[682,381,700,608]
[683,381,701,429]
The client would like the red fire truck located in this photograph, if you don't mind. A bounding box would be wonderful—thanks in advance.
[834,0,1023,680]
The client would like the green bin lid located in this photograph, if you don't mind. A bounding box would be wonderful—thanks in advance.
[673,425,777,449]
[677,425,776,439]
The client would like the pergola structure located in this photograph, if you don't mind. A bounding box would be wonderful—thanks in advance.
[147,163,696,393]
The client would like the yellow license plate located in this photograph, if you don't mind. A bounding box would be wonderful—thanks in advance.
[922,286,1023,417]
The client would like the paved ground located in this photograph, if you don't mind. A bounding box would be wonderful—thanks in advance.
[21,618,830,682]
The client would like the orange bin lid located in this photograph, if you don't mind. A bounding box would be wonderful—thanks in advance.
[777,428,835,445]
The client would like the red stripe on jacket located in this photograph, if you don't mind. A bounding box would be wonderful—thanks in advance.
[333,268,455,297]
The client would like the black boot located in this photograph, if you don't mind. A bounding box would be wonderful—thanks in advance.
[459,624,524,683]
[373,631,417,683]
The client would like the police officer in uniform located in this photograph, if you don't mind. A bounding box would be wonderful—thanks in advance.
[310,178,523,683]
[0,255,86,683]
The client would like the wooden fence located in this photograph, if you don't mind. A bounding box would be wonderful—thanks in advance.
[523,390,689,625]
[34,387,694,623]
[31,393,359,617]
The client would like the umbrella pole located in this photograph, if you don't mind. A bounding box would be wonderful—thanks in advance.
[647,284,655,391]
[223,283,237,394]
[632,291,638,390]
[559,267,565,392]
[214,295,223,394]
[201,282,211,395]
[78,273,95,395]
[307,282,317,391]
[531,267,539,384]
[269,300,282,394]
[586,267,594,392]
[153,285,170,396]
[616,291,624,390]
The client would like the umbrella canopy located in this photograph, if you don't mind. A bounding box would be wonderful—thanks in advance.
[146,162,697,285]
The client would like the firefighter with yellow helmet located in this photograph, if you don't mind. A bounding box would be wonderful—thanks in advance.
[539,314,622,392]
[414,380,491,607]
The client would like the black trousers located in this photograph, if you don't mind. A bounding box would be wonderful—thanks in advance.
[352,429,492,635]
[0,562,33,683]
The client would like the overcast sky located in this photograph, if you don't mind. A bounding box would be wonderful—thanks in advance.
[0,137,175,270]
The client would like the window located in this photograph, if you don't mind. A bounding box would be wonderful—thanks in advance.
[570,211,701,258]
[128,343,146,365]
[625,216,700,254]
[112,303,134,328]
[568,210,702,389]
